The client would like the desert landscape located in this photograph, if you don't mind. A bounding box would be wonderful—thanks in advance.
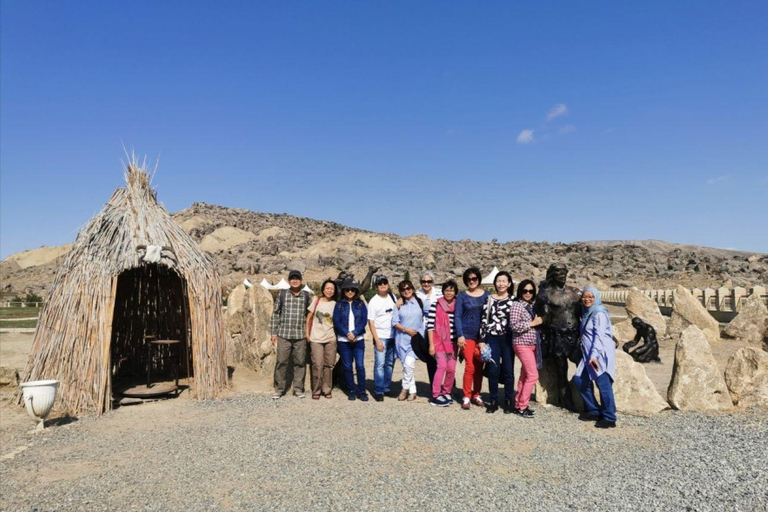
[1,195,767,511]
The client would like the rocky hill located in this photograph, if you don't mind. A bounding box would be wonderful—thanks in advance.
[2,202,766,297]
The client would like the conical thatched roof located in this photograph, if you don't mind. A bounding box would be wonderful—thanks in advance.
[21,161,228,414]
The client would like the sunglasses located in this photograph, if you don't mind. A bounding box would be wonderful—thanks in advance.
[400,287,414,292]
[522,288,534,294]
[376,280,389,285]
[344,289,356,293]
[420,280,433,284]
[467,277,479,282]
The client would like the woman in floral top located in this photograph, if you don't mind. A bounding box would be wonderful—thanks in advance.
[479,271,515,414]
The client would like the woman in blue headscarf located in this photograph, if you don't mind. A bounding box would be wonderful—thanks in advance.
[573,286,617,428]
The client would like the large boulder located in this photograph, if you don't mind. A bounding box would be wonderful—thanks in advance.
[625,289,667,336]
[614,351,669,416]
[667,326,732,411]
[667,285,721,346]
[612,320,636,346]
[724,293,768,345]
[226,283,276,375]
[724,347,768,407]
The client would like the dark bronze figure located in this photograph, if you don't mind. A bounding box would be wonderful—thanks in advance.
[622,317,661,363]
[333,266,379,301]
[534,263,582,410]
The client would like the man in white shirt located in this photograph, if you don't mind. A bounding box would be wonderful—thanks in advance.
[367,275,397,401]
[416,271,442,310]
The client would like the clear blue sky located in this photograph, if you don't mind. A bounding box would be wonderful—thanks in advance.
[2,1,767,259]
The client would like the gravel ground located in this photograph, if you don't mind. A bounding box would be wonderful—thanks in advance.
[1,392,766,512]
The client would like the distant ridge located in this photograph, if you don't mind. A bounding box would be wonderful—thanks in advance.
[2,202,766,296]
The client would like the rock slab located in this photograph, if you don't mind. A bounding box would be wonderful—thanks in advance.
[625,288,667,336]
[724,293,768,345]
[226,283,275,375]
[614,351,669,416]
[0,366,19,387]
[724,347,768,407]
[667,325,732,411]
[534,358,584,411]
[612,320,636,345]
[668,285,721,346]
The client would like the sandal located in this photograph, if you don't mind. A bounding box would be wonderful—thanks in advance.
[312,394,321,400]
[325,393,332,399]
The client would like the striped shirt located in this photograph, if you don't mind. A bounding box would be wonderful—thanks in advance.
[269,290,311,340]
[508,300,538,346]
[426,301,456,339]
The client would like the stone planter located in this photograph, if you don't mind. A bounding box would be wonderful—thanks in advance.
[20,380,59,431]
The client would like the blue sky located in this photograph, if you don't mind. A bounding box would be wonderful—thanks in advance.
[1,0,766,259]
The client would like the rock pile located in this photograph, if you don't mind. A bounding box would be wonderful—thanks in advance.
[3,202,766,296]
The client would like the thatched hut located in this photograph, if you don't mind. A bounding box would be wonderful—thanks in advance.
[21,161,228,414]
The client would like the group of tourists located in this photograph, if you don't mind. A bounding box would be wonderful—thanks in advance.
[269,266,618,428]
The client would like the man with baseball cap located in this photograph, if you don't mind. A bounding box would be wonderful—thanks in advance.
[367,275,397,401]
[270,269,312,399]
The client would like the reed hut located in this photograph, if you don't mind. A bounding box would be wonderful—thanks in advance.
[21,160,228,414]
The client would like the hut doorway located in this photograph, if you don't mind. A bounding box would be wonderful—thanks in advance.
[110,264,193,400]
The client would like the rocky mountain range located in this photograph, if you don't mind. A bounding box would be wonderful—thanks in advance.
[2,202,766,297]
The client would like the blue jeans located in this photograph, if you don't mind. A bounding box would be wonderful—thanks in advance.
[486,334,515,402]
[337,339,366,395]
[573,367,617,422]
[373,338,395,395]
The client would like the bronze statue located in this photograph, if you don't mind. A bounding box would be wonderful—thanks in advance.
[534,263,582,410]
[622,317,661,363]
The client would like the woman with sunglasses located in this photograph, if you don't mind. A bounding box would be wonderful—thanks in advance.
[416,271,442,307]
[455,267,490,410]
[478,271,515,414]
[509,279,544,417]
[332,278,369,401]
[392,279,429,402]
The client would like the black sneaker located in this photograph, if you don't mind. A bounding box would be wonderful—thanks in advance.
[595,419,617,429]
[430,396,450,407]
[523,407,535,417]
[357,393,369,402]
[520,408,534,419]
[373,394,384,402]
[348,393,356,401]
[578,413,600,422]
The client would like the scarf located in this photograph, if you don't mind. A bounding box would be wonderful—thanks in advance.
[434,297,455,351]
[580,286,608,334]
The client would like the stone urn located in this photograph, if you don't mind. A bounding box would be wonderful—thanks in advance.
[20,380,59,431]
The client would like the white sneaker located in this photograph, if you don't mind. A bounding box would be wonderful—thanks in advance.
[442,394,453,403]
